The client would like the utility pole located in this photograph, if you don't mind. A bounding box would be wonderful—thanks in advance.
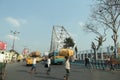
[11,30,20,50]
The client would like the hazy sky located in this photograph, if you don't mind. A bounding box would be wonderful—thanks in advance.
[0,0,119,54]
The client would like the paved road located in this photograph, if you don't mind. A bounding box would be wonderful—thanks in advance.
[5,61,120,80]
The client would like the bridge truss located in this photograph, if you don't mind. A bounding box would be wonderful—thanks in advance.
[50,25,76,52]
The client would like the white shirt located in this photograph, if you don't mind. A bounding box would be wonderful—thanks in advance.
[47,58,51,67]
[0,53,5,62]
[33,58,36,64]
[65,59,70,69]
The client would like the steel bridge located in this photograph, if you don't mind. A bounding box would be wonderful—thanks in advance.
[50,25,76,52]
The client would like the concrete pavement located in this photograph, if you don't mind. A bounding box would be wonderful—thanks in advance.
[5,61,120,80]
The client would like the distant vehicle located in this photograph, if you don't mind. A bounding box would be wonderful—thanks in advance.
[26,50,42,65]
[17,55,23,62]
[50,50,65,65]
[50,49,74,65]
[25,57,33,66]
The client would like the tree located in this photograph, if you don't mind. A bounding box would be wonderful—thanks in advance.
[83,23,107,60]
[90,0,120,58]
[63,37,75,48]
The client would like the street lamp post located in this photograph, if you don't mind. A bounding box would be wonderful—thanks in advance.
[11,30,20,50]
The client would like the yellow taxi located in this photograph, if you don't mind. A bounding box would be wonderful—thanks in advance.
[26,57,33,66]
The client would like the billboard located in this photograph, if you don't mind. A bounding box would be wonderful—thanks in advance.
[22,48,29,54]
[0,41,7,50]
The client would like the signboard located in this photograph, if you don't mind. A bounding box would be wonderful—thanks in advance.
[22,48,29,54]
[0,41,7,50]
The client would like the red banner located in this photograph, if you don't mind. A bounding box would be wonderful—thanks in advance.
[0,41,7,50]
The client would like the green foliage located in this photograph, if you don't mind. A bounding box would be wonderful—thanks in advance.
[110,46,114,51]
[63,37,75,48]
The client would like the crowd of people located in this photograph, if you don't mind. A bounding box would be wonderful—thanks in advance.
[0,50,72,80]
[28,54,120,80]
[28,55,71,80]
[83,55,120,72]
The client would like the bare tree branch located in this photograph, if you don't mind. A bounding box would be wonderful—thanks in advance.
[90,0,120,58]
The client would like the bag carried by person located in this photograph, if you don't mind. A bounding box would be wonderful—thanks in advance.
[44,63,48,68]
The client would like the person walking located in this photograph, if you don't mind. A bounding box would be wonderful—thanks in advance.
[84,57,92,72]
[0,51,7,80]
[46,56,51,75]
[84,57,89,67]
[109,56,115,71]
[29,56,37,74]
[0,52,6,63]
[64,56,70,80]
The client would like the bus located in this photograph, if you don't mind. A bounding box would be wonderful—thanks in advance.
[49,50,65,65]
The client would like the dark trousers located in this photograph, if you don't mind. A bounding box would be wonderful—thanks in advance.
[31,64,36,72]
[65,69,70,80]
[110,64,114,70]
[47,66,51,75]
[47,66,51,72]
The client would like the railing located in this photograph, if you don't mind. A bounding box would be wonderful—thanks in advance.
[72,60,120,70]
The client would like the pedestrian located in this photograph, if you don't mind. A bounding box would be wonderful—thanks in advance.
[46,56,51,75]
[85,57,89,67]
[105,56,110,70]
[110,56,115,71]
[84,57,92,72]
[29,56,37,74]
[0,51,7,80]
[0,52,6,62]
[64,56,70,80]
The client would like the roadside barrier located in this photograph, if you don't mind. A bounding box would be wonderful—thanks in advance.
[72,60,120,70]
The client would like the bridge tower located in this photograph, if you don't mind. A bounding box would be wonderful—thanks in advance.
[50,25,76,53]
